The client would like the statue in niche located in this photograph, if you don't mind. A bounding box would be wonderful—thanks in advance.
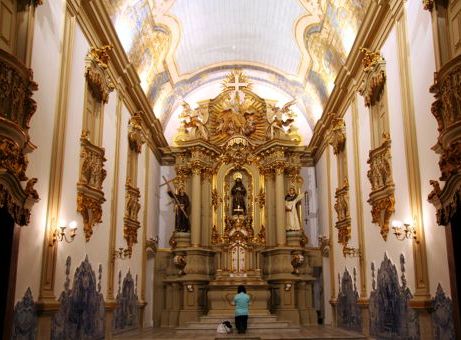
[285,187,305,231]
[231,172,247,216]
[167,185,190,232]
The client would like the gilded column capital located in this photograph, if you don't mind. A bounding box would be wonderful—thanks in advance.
[85,45,114,103]
[274,161,286,175]
[422,0,433,11]
[359,48,386,107]
[329,116,346,155]
[128,112,145,153]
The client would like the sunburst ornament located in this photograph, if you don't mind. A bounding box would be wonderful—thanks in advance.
[232,172,243,181]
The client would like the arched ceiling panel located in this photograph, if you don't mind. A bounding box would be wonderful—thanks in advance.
[169,0,305,76]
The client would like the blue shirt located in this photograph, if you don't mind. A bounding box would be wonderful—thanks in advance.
[234,292,250,316]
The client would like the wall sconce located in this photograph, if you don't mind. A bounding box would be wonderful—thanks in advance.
[284,283,292,291]
[392,220,417,242]
[186,284,194,292]
[113,247,130,260]
[49,220,78,246]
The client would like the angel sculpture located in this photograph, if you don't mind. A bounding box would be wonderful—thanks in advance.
[266,99,296,139]
[179,102,209,140]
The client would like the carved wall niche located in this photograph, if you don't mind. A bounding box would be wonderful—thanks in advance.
[77,45,113,241]
[329,116,346,155]
[428,55,461,226]
[77,134,107,241]
[367,134,395,240]
[0,48,39,225]
[124,180,141,256]
[334,178,351,247]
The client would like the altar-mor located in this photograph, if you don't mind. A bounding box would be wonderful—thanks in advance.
[157,70,321,327]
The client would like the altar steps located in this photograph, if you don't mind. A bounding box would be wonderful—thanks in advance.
[176,314,302,334]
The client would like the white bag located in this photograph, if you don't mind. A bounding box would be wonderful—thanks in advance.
[217,322,232,334]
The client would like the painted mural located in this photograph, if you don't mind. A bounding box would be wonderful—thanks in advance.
[51,256,105,340]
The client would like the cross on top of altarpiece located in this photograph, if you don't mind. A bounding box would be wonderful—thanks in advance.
[226,73,248,104]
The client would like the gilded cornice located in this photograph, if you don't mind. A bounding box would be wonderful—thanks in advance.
[308,0,393,162]
[78,0,168,161]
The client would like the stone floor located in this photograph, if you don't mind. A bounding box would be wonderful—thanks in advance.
[113,326,366,340]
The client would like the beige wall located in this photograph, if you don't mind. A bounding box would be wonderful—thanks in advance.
[13,0,161,324]
[15,0,67,301]
[316,0,452,324]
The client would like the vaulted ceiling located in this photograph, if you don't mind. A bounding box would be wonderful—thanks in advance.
[106,0,370,142]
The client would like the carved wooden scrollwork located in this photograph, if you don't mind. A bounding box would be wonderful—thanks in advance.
[329,116,346,155]
[359,48,386,107]
[123,180,141,256]
[367,134,395,240]
[334,178,351,246]
[77,134,107,241]
[0,49,39,225]
[85,46,114,104]
[128,112,145,153]
[428,55,461,225]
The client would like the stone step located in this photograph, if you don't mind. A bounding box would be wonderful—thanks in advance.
[175,327,301,336]
[180,320,293,330]
[199,315,279,323]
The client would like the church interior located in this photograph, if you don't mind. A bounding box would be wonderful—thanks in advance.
[1,0,461,339]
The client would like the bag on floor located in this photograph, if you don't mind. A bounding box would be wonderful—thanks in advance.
[217,321,232,333]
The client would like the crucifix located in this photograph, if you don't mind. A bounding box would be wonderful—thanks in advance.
[227,73,248,104]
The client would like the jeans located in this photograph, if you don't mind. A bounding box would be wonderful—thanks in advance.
[235,315,248,333]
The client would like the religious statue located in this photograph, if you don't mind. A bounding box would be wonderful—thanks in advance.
[179,101,209,140]
[231,173,247,215]
[267,100,296,139]
[167,186,190,232]
[285,187,305,231]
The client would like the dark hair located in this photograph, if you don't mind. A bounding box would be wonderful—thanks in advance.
[237,285,246,294]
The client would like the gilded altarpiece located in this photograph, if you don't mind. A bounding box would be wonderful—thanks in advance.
[359,49,395,240]
[159,70,321,326]
[77,46,113,241]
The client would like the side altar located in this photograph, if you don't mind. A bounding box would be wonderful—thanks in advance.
[155,70,321,327]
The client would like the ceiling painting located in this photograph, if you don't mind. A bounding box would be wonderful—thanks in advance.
[106,0,370,140]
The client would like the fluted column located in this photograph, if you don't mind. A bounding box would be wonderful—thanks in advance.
[191,167,202,247]
[275,165,286,246]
